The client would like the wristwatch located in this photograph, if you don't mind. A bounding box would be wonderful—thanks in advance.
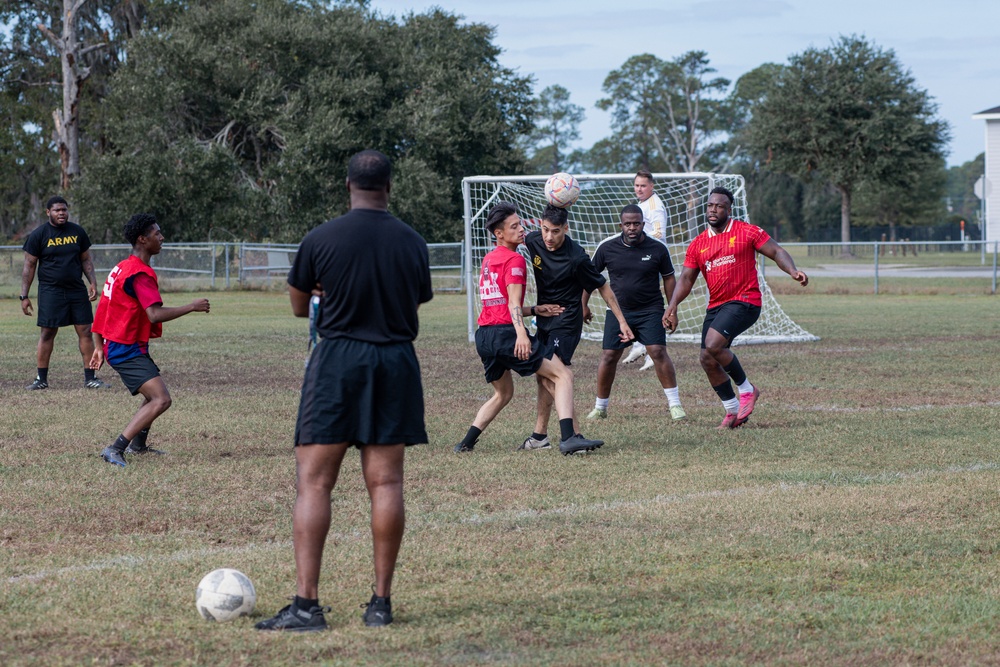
[19,295,29,301]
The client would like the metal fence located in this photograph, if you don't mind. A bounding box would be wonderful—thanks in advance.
[1,241,465,294]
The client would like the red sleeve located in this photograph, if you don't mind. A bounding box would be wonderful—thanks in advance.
[750,224,771,250]
[683,236,702,270]
[505,253,527,286]
[132,272,163,310]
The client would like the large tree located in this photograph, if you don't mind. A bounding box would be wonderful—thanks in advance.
[73,0,533,243]
[745,35,949,254]
[526,84,584,174]
[594,51,733,173]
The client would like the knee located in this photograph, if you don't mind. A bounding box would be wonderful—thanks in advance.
[699,349,717,368]
[494,387,514,407]
[154,394,172,414]
[647,346,667,362]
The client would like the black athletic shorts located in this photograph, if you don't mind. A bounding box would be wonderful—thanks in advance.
[37,284,93,328]
[602,307,664,350]
[295,337,427,447]
[109,352,160,395]
[475,324,553,383]
[702,300,761,348]
[536,323,582,366]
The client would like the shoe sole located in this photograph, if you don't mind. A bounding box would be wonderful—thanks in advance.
[101,456,126,467]
[257,623,327,632]
[560,442,604,455]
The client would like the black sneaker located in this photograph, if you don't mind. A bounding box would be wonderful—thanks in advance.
[124,442,166,455]
[361,594,392,627]
[100,447,127,467]
[85,378,111,389]
[453,441,475,453]
[559,434,604,455]
[255,603,329,632]
[26,378,48,390]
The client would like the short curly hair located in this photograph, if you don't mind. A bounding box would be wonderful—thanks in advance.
[123,213,158,247]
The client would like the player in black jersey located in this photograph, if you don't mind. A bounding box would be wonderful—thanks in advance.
[584,204,686,421]
[520,205,633,450]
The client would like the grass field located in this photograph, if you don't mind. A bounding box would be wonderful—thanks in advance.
[2,290,999,666]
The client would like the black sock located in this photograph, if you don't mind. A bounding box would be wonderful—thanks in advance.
[722,355,747,385]
[559,419,575,441]
[37,367,48,382]
[294,595,319,611]
[712,381,737,402]
[531,432,547,441]
[111,434,130,453]
[131,428,150,447]
[84,368,95,382]
[460,426,482,447]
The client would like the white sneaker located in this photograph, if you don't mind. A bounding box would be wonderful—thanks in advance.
[621,343,646,365]
[517,435,551,450]
[638,355,655,371]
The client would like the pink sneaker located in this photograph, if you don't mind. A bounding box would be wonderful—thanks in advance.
[717,413,738,430]
[736,385,760,422]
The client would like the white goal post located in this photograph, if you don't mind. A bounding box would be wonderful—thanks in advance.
[462,173,818,345]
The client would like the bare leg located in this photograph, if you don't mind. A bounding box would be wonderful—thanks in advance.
[596,348,624,398]
[74,323,95,365]
[36,327,58,369]
[293,443,350,599]
[121,377,172,440]
[701,329,735,387]
[646,345,677,388]
[472,372,514,430]
[535,357,575,421]
[360,444,406,599]
[533,375,552,435]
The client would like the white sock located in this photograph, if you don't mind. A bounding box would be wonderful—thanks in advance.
[663,387,680,407]
[737,379,754,394]
[595,397,609,410]
[722,397,740,414]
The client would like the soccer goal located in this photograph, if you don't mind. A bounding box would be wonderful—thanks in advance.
[462,173,818,345]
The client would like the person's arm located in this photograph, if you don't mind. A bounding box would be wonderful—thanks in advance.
[146,298,210,323]
[507,282,531,360]
[80,250,98,301]
[757,239,808,286]
[650,205,667,240]
[89,332,105,370]
[289,284,312,317]
[665,266,699,333]
[660,273,677,329]
[596,282,634,342]
[20,253,38,316]
[521,303,564,317]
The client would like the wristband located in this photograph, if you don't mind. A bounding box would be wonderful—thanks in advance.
[531,306,536,316]
[19,295,28,301]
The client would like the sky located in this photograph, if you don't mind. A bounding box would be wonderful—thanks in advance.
[367,0,1000,167]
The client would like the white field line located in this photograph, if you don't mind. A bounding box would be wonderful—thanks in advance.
[6,462,998,585]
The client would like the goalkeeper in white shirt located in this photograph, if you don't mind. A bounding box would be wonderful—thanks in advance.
[622,169,669,370]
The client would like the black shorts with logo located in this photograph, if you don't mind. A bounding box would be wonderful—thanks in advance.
[109,352,161,395]
[37,284,93,328]
[295,337,427,447]
[475,324,553,383]
[702,300,761,348]
[535,323,582,366]
[602,307,665,350]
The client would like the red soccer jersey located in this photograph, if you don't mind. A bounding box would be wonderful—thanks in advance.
[478,245,527,326]
[92,255,163,344]
[684,219,771,309]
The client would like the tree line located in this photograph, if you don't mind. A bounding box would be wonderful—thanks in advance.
[0,1,984,246]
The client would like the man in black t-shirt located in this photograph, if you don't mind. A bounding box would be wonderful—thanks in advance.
[20,196,108,390]
[256,150,432,633]
[584,204,686,421]
[520,204,633,450]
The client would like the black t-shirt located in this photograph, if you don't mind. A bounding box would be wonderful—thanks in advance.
[287,208,433,344]
[525,230,606,329]
[22,221,92,289]
[592,233,674,312]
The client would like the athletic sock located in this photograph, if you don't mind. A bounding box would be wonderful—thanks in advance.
[722,356,747,386]
[722,397,740,414]
[294,596,319,611]
[663,387,681,407]
[559,419,575,441]
[84,368,95,382]
[131,428,150,447]
[110,434,130,453]
[460,426,482,448]
[37,367,48,383]
[711,380,737,403]
[737,379,754,394]
[595,397,609,410]
[531,432,547,442]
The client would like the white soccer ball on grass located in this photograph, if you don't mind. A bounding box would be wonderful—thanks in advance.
[195,568,256,622]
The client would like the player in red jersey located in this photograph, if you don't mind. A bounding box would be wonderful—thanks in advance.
[454,202,607,455]
[89,213,210,466]
[665,187,807,429]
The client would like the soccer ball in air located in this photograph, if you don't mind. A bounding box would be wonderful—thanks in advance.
[544,172,581,208]
[195,568,256,622]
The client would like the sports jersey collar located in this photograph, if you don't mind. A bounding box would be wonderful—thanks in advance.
[706,219,734,237]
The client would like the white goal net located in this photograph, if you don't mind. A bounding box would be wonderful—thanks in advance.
[462,173,818,344]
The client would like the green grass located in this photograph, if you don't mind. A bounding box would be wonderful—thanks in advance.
[2,291,999,665]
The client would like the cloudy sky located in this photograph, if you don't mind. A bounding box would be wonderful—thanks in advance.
[368,0,1000,167]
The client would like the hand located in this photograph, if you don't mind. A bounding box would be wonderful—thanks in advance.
[533,304,564,317]
[21,298,32,316]
[665,309,678,334]
[793,270,809,287]
[583,305,593,324]
[191,298,211,313]
[514,332,531,360]
[618,321,635,343]
[88,284,97,301]
[89,348,105,371]
[311,282,325,298]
